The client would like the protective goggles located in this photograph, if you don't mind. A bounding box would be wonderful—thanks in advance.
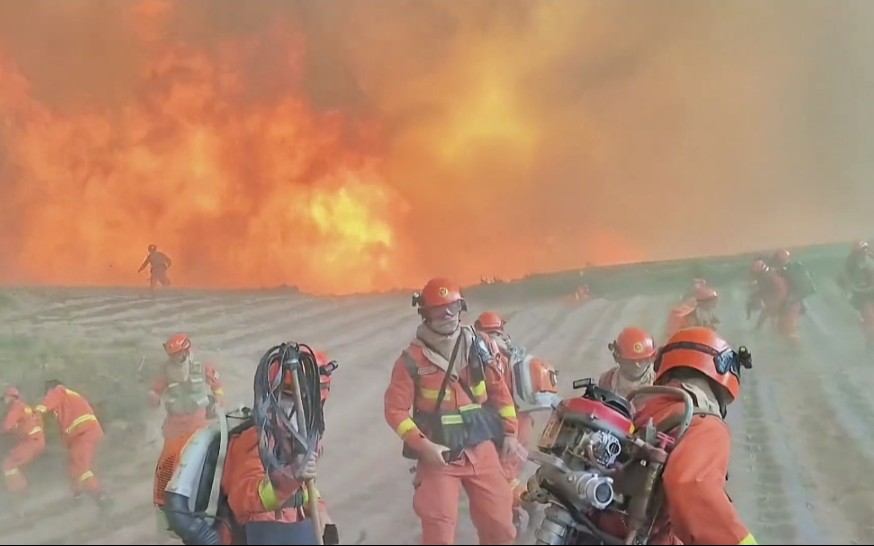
[654,341,752,379]
[420,300,465,319]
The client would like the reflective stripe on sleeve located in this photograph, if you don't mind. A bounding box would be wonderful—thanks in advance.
[499,405,517,419]
[738,533,758,545]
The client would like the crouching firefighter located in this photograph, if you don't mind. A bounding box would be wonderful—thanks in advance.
[154,342,340,545]
[384,278,519,545]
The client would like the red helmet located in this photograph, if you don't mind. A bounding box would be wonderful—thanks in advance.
[4,386,19,399]
[694,286,718,302]
[774,249,791,266]
[609,327,657,361]
[751,260,768,274]
[412,278,467,315]
[163,334,192,357]
[653,327,751,401]
[474,311,505,333]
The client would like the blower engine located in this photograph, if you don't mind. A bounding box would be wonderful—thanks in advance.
[525,379,695,545]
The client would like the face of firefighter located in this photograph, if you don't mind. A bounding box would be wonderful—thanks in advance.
[166,352,191,383]
[617,358,653,380]
[423,303,462,335]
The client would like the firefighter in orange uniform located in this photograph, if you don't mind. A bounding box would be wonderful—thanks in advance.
[36,379,109,508]
[138,244,173,290]
[1,386,46,493]
[385,279,519,545]
[216,346,336,545]
[633,327,757,545]
[597,327,657,399]
[664,285,719,341]
[149,334,225,444]
[474,311,559,526]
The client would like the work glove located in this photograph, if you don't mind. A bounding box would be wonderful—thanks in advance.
[269,451,318,495]
[419,439,450,467]
[501,435,521,463]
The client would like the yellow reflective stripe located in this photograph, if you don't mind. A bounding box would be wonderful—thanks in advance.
[508,478,520,488]
[420,388,453,400]
[395,418,419,438]
[471,381,486,397]
[34,405,47,413]
[79,470,95,482]
[258,478,280,511]
[499,405,517,419]
[4,468,19,477]
[24,407,32,415]
[441,414,463,425]
[458,404,481,412]
[29,427,42,435]
[213,388,224,396]
[738,533,757,545]
[628,424,635,434]
[65,414,97,435]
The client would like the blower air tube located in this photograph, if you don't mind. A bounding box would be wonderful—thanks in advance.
[163,492,223,545]
[252,342,325,485]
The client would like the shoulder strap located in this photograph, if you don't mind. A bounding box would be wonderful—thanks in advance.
[206,406,235,520]
[402,335,464,414]
[433,335,465,413]
[655,408,720,435]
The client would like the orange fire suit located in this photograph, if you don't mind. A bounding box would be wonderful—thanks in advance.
[217,426,329,545]
[149,363,224,443]
[758,271,801,346]
[631,393,757,545]
[36,386,105,498]
[493,354,533,507]
[664,303,718,341]
[139,251,172,288]
[1,400,46,492]
[384,342,518,545]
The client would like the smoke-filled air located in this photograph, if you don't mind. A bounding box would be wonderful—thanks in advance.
[1,0,873,295]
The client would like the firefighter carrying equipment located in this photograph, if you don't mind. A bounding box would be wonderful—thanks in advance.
[401,328,506,462]
[155,406,330,546]
[782,260,816,301]
[162,360,213,416]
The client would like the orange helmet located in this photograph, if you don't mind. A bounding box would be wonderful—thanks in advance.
[313,350,338,403]
[4,386,19,399]
[163,334,192,356]
[751,259,768,274]
[269,349,337,404]
[475,311,505,333]
[694,286,718,302]
[653,327,751,401]
[774,249,791,266]
[148,244,157,252]
[609,327,657,361]
[412,277,467,315]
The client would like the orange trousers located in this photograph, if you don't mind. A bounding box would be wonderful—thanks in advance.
[501,413,534,508]
[413,441,515,545]
[777,302,802,346]
[2,436,46,492]
[65,426,104,497]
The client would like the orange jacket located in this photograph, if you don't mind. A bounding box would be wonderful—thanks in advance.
[35,386,103,441]
[2,400,44,442]
[221,426,321,526]
[633,394,756,545]
[384,341,518,453]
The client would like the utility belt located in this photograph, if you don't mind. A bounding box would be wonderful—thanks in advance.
[402,402,505,462]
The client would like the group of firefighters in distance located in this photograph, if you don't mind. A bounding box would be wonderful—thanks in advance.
[5,241,871,545]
